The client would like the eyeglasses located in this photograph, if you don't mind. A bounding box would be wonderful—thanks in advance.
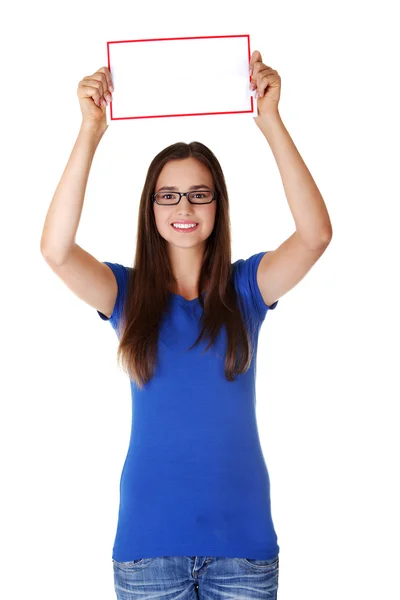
[152,190,217,205]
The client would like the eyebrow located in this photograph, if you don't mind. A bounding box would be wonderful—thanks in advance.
[156,184,213,191]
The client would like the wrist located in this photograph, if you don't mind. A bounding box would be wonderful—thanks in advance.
[254,109,281,126]
[79,120,108,139]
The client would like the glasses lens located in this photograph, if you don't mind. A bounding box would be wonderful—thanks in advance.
[189,191,213,203]
[155,191,213,204]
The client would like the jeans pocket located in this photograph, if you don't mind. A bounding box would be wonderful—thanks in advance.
[112,557,153,569]
[235,555,279,570]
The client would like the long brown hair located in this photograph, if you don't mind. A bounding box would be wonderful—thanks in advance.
[116,141,254,389]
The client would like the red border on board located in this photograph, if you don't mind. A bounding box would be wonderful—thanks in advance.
[106,34,254,121]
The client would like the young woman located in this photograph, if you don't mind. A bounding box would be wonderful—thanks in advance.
[40,50,332,600]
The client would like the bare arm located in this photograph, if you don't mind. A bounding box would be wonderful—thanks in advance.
[40,67,120,319]
[40,121,120,319]
[43,243,118,320]
[40,122,107,263]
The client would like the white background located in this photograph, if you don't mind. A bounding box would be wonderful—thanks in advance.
[1,1,399,599]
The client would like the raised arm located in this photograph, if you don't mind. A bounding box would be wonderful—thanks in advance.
[40,67,117,318]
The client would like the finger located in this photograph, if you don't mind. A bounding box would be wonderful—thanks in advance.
[80,81,106,107]
[250,49,262,70]
[83,72,107,99]
[253,65,275,79]
[84,71,112,104]
[251,66,276,90]
[258,70,279,97]
[98,66,114,93]
[249,49,262,76]
[251,63,271,88]
[249,66,272,91]
[258,77,269,98]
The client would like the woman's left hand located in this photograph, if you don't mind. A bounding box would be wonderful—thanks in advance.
[249,50,281,119]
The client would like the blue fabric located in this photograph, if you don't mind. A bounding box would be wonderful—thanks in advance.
[97,251,279,561]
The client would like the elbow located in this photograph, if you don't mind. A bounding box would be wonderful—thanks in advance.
[315,223,333,248]
[319,228,333,247]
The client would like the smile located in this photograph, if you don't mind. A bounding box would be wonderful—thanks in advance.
[171,223,199,232]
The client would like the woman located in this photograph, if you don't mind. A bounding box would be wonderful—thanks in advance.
[40,50,332,599]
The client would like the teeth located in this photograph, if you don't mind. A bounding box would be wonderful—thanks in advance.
[172,223,197,229]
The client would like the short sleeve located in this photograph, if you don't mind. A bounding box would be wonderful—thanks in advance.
[232,251,278,325]
[97,262,130,332]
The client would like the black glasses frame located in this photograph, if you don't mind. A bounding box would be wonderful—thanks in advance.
[152,191,217,205]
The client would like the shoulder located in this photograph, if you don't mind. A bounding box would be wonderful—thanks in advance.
[232,251,278,324]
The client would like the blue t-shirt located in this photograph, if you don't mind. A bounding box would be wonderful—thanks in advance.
[97,251,279,560]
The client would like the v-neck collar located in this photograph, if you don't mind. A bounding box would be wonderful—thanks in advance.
[168,290,207,304]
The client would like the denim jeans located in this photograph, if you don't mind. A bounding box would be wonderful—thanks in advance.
[113,554,279,599]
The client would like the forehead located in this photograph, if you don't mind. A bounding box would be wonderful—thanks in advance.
[156,158,213,187]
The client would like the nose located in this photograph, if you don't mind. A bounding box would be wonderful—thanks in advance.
[177,194,194,211]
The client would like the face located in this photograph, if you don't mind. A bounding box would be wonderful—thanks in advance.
[153,158,217,251]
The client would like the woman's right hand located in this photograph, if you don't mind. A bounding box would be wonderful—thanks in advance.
[77,67,114,129]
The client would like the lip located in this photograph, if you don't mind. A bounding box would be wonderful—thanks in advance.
[171,220,199,224]
[171,222,200,233]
